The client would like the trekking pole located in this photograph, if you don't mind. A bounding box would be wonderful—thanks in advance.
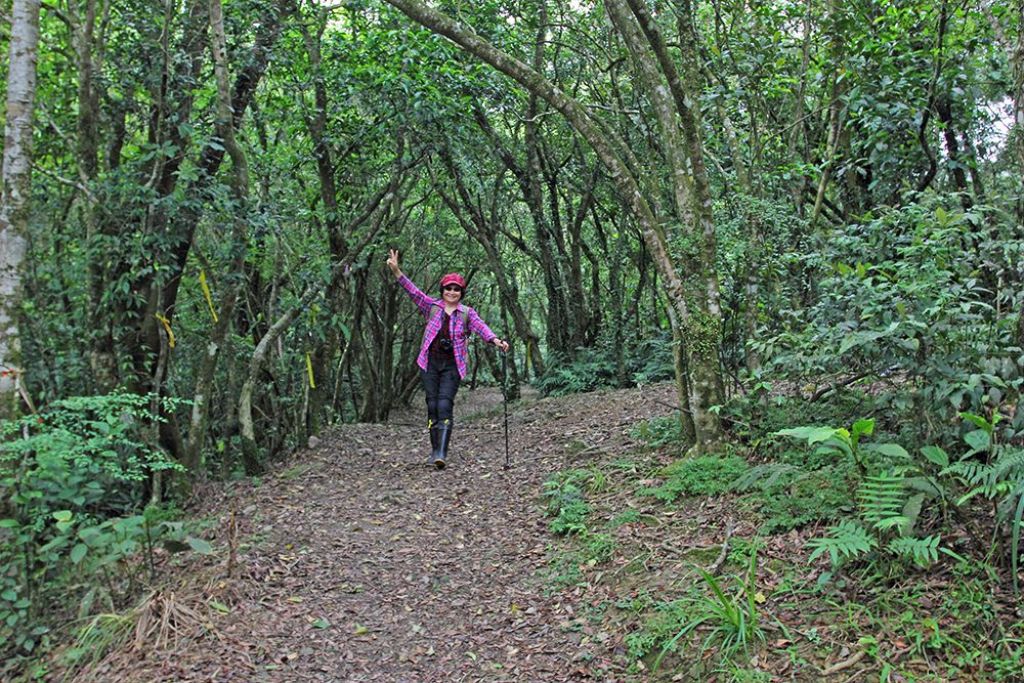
[501,347,511,470]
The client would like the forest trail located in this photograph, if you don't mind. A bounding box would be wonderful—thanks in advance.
[80,384,678,682]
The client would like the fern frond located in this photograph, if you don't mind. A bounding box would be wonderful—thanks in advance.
[806,520,876,567]
[858,473,905,526]
[888,535,941,568]
[943,460,991,488]
[730,463,805,492]
[990,448,1024,486]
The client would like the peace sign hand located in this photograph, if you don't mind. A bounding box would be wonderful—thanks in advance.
[386,249,402,277]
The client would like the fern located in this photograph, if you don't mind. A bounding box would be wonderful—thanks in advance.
[888,535,940,568]
[858,473,905,529]
[990,449,1024,488]
[807,520,877,567]
[730,463,805,492]
[945,447,1024,503]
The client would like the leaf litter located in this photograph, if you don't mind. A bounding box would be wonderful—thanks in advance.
[61,383,681,682]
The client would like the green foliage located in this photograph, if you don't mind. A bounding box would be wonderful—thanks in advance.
[743,470,853,534]
[631,413,685,449]
[624,599,690,662]
[583,532,616,565]
[807,483,944,569]
[754,199,1024,449]
[887,535,941,568]
[533,334,675,397]
[533,346,618,397]
[858,473,909,531]
[543,473,591,536]
[0,393,206,658]
[633,546,766,672]
[775,417,910,476]
[641,455,750,503]
[608,508,640,528]
[732,462,808,492]
[62,612,134,669]
[941,426,1024,591]
[806,520,878,567]
[774,418,954,571]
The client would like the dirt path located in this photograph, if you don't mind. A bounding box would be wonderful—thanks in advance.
[75,384,677,682]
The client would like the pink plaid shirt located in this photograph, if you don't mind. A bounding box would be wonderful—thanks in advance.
[398,275,497,379]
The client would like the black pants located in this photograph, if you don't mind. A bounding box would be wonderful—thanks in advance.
[422,353,460,423]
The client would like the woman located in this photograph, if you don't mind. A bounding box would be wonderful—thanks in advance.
[387,249,510,469]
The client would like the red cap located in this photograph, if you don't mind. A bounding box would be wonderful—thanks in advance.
[440,273,466,289]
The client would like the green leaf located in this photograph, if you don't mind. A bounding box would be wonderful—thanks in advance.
[964,430,990,453]
[186,537,213,555]
[775,426,839,445]
[959,412,992,432]
[71,544,89,564]
[863,443,910,459]
[0,519,20,528]
[851,419,875,441]
[52,510,73,523]
[209,600,230,614]
[312,617,331,629]
[920,446,949,468]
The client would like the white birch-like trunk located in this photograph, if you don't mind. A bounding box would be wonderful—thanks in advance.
[0,0,42,418]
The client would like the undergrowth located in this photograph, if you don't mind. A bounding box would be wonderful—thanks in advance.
[555,378,1024,681]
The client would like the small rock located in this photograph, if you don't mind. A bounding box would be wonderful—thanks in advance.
[308,435,322,448]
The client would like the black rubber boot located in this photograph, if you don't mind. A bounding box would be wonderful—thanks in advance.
[428,419,440,456]
[431,419,452,469]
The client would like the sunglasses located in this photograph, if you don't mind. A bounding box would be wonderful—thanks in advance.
[443,285,463,292]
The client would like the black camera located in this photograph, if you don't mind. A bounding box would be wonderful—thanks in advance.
[439,338,453,352]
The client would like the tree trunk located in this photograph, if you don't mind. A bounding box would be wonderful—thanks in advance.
[182,0,252,474]
[934,95,972,210]
[524,2,574,358]
[1014,0,1024,345]
[616,0,726,448]
[788,0,813,216]
[809,0,845,229]
[1017,0,1024,226]
[0,0,41,419]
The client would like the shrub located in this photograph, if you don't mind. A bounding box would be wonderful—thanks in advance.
[0,392,206,658]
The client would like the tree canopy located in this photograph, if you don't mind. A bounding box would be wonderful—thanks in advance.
[1,0,1023,676]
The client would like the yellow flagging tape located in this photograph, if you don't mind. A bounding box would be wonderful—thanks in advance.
[199,270,218,323]
[154,313,176,348]
[306,352,316,389]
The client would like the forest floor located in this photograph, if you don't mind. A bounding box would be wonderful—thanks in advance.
[57,383,685,682]
[48,382,1022,682]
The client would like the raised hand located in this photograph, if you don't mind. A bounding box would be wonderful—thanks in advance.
[386,248,401,277]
